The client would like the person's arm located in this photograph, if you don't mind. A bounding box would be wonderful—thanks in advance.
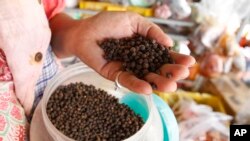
[49,13,81,58]
[49,11,195,94]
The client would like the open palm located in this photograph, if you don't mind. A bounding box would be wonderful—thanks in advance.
[74,12,195,94]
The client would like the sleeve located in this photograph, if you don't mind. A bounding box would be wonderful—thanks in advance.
[42,0,65,19]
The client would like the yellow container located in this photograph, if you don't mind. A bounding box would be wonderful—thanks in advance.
[154,90,226,113]
[79,1,111,11]
[79,1,153,17]
[105,5,127,11]
[127,6,153,17]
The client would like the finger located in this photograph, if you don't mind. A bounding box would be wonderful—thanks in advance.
[159,64,190,80]
[76,42,108,72]
[100,61,123,79]
[118,72,152,94]
[146,24,173,47]
[143,23,173,47]
[100,62,152,94]
[144,73,177,92]
[129,14,173,47]
[170,51,196,66]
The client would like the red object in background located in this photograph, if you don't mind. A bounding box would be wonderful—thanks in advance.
[239,36,247,47]
[239,36,250,47]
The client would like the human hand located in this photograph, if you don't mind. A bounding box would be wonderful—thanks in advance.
[72,11,195,94]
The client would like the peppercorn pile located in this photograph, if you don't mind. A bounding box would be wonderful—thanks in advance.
[100,34,174,78]
[47,82,144,141]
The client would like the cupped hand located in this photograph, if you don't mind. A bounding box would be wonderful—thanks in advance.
[73,11,195,94]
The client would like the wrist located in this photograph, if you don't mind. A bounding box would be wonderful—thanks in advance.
[72,18,94,57]
[50,14,85,58]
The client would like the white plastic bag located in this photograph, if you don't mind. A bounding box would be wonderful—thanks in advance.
[172,99,232,141]
[197,0,250,24]
[163,0,191,19]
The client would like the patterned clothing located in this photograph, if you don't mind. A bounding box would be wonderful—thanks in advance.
[0,0,65,116]
[32,47,59,115]
[0,50,27,141]
[0,0,64,140]
[0,45,59,140]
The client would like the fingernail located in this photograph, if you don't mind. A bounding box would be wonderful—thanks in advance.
[167,37,174,46]
[188,58,196,67]
[150,82,157,89]
[166,72,173,79]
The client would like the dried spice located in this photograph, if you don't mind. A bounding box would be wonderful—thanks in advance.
[47,82,144,141]
[100,34,174,79]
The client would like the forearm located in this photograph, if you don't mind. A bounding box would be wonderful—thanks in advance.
[49,13,82,58]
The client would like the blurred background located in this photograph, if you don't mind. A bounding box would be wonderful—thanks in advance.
[61,0,250,140]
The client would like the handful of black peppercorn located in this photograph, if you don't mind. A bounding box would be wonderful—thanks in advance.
[99,34,174,79]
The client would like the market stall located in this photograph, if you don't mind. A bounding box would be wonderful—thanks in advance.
[32,0,250,140]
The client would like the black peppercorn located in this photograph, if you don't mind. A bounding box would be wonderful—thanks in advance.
[99,34,174,79]
[47,83,144,141]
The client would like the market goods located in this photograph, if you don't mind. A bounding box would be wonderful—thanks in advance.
[100,34,174,79]
[200,53,223,78]
[46,82,144,141]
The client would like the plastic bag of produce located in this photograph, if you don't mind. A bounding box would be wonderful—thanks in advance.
[172,99,232,141]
